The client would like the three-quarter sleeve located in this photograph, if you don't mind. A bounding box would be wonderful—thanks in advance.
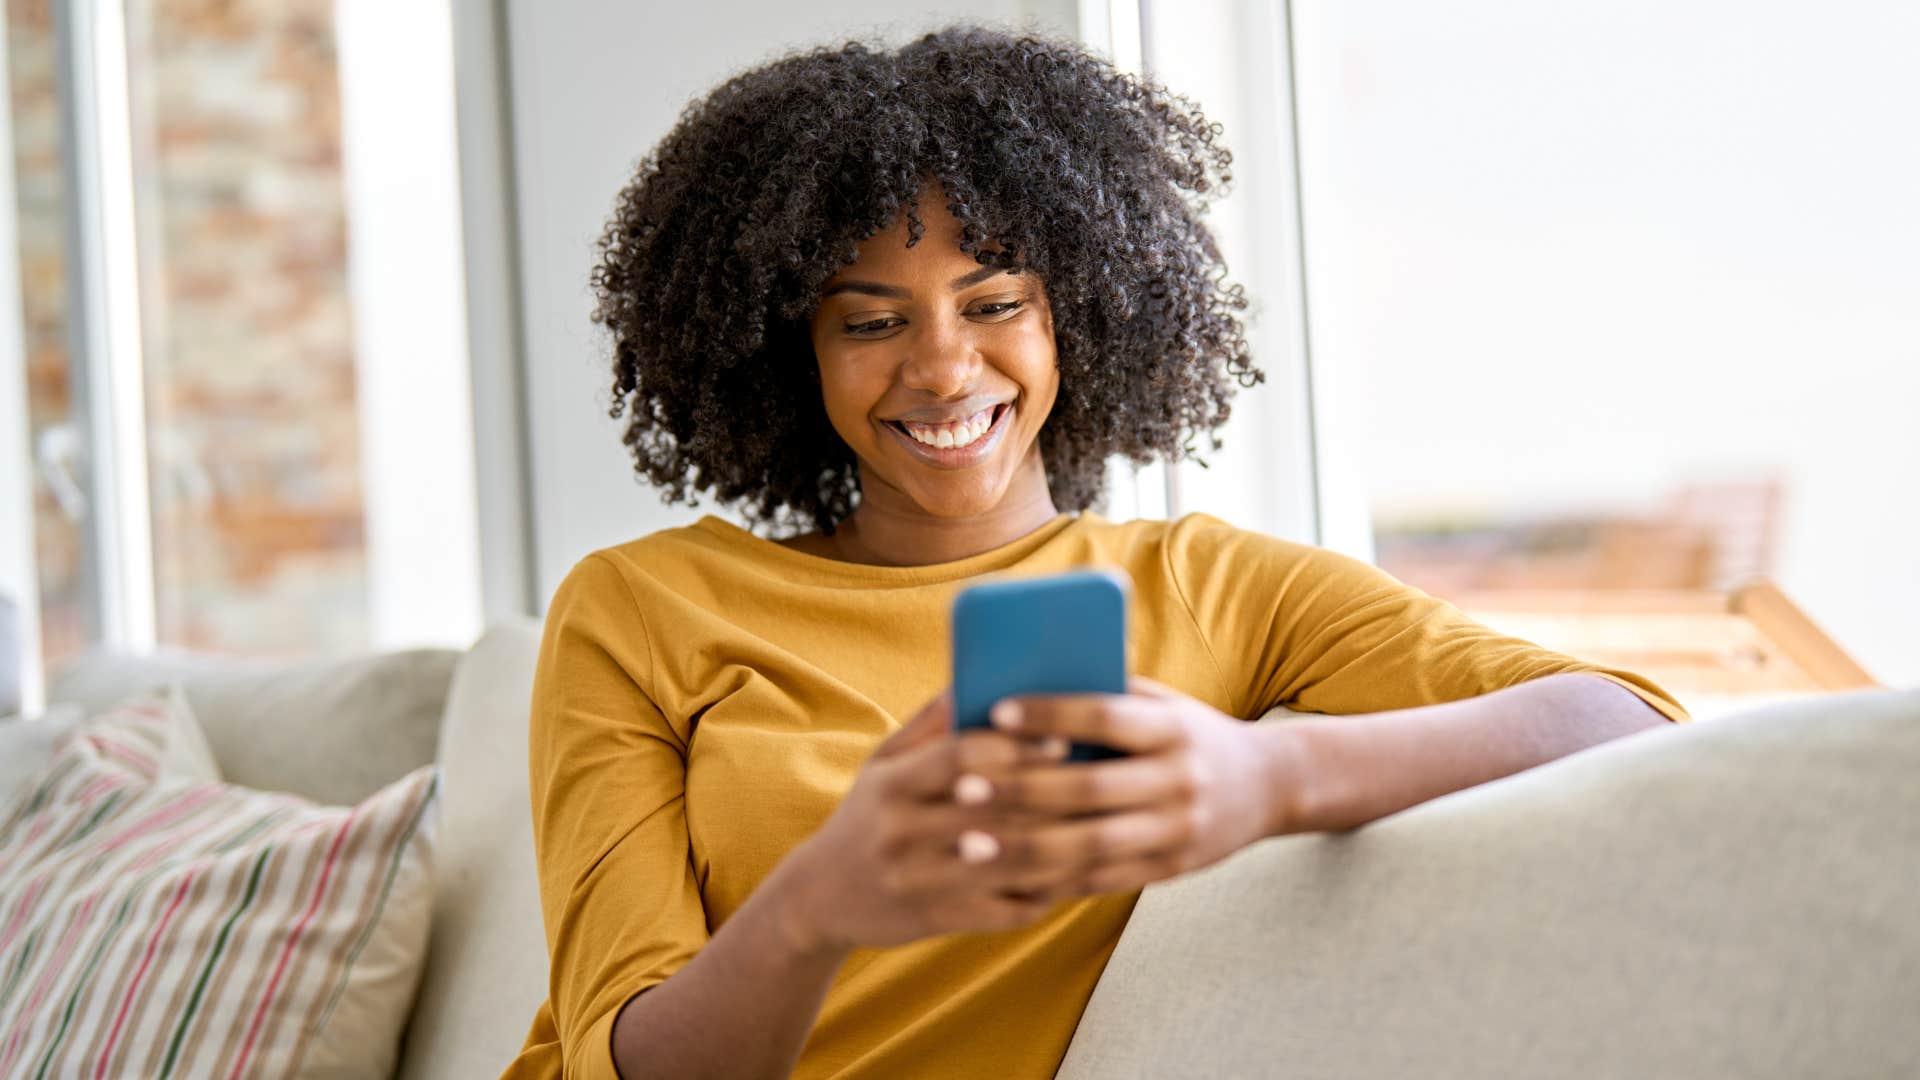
[1164,514,1687,723]
[528,554,712,1078]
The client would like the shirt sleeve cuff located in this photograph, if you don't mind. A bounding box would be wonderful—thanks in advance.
[571,980,675,1080]
[1589,671,1691,723]
[571,1005,626,1080]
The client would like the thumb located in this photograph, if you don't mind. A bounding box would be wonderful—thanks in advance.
[874,690,953,759]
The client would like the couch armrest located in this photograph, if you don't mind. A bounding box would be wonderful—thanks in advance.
[1060,689,1920,1079]
[395,619,547,1080]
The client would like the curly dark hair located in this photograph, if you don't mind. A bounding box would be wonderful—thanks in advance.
[592,24,1262,534]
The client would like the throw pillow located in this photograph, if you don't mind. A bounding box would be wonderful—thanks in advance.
[0,694,439,1078]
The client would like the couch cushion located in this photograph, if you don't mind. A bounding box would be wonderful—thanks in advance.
[48,646,459,806]
[1058,688,1920,1079]
[0,693,439,1078]
[396,619,548,1080]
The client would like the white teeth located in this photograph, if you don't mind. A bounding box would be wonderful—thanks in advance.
[902,407,996,450]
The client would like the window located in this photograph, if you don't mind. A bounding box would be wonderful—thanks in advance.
[1291,0,1919,686]
[2,0,478,708]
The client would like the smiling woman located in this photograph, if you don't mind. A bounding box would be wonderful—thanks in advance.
[504,23,1688,1080]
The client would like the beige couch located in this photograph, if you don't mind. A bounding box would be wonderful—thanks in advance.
[39,623,1920,1078]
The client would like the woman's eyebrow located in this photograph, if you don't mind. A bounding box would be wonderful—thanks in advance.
[948,265,1012,290]
[819,280,909,300]
[818,265,1014,301]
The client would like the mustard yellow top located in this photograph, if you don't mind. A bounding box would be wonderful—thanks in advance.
[499,512,1685,1080]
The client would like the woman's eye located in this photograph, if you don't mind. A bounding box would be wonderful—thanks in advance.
[842,301,1021,336]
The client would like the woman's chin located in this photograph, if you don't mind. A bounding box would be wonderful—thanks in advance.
[909,495,1005,522]
[897,479,1011,522]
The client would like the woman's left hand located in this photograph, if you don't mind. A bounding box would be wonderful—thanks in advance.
[962,676,1305,901]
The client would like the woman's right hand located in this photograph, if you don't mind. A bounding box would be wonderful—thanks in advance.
[774,691,1072,954]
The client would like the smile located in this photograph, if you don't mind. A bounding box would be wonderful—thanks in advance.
[883,403,1012,468]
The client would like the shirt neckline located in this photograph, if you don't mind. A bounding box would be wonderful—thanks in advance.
[690,512,1090,584]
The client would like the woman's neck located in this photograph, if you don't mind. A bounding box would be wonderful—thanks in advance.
[822,480,1061,567]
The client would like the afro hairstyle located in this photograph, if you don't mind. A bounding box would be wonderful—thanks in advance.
[591,24,1261,534]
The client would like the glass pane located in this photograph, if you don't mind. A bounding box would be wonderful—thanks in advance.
[122,0,369,654]
[5,0,95,671]
[1296,2,1920,689]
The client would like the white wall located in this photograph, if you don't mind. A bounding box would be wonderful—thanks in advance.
[1294,0,1920,683]
[496,0,1076,606]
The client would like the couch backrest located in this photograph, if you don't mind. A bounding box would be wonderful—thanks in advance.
[396,619,549,1080]
[49,645,459,806]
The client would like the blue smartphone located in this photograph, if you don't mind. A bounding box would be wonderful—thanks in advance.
[952,569,1129,761]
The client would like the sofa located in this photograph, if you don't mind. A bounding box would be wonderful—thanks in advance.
[19,621,1919,1078]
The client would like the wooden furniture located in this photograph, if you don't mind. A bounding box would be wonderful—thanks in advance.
[1449,580,1879,719]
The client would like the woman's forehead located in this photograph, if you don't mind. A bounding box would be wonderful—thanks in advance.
[827,204,975,282]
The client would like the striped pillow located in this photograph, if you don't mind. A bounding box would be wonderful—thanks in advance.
[0,694,438,1078]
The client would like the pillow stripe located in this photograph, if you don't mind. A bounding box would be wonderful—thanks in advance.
[17,785,192,912]
[0,880,48,967]
[92,868,199,1076]
[138,811,306,1076]
[107,859,228,1077]
[0,783,125,886]
[132,812,316,1077]
[0,755,87,842]
[311,772,440,1031]
[288,769,439,1073]
[158,848,271,1079]
[0,785,217,988]
[29,826,234,1078]
[0,927,38,1017]
[1,769,104,867]
[78,803,291,1068]
[154,830,317,1075]
[225,807,363,1078]
[0,890,104,1073]
[86,733,156,775]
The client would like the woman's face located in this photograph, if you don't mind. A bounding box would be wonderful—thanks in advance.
[809,199,1059,522]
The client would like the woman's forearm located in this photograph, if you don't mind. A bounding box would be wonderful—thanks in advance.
[1260,673,1671,835]
[610,855,851,1079]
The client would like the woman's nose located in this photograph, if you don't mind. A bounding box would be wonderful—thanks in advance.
[898,318,982,397]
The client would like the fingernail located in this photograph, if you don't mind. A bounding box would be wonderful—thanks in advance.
[954,774,992,806]
[991,702,1022,730]
[958,830,1000,863]
[1039,736,1069,759]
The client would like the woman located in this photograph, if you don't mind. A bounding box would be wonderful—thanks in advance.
[500,26,1685,1080]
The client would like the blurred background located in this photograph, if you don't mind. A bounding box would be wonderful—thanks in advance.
[2,0,1914,717]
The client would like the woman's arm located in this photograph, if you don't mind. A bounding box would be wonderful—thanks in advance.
[607,694,1077,1079]
[607,861,851,1080]
[1254,672,1671,835]
[963,673,1672,899]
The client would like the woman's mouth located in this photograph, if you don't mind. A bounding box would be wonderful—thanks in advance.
[883,403,1012,468]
